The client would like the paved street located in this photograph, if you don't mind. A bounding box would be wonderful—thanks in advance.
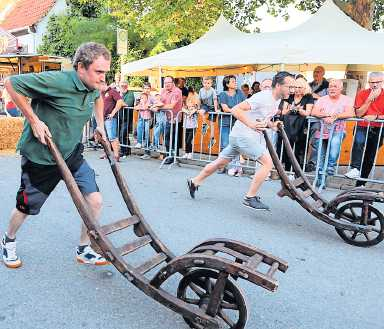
[1,151,383,329]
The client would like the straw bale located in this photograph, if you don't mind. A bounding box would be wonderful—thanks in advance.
[0,117,24,151]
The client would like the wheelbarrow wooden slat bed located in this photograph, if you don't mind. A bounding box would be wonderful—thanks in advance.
[45,134,288,329]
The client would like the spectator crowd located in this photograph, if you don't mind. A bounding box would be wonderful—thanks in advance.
[2,66,384,187]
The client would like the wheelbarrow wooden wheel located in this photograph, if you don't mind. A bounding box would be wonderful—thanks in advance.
[335,202,384,247]
[177,269,247,329]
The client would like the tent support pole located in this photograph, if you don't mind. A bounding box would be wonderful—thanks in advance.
[158,66,162,89]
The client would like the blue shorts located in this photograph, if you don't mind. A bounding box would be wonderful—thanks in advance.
[105,118,118,141]
[16,157,99,215]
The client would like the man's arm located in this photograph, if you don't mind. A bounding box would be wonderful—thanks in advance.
[94,96,106,141]
[337,104,355,119]
[161,92,181,111]
[232,101,267,131]
[311,102,329,118]
[355,89,381,117]
[355,99,373,117]
[4,78,51,144]
[162,101,177,110]
[108,99,124,119]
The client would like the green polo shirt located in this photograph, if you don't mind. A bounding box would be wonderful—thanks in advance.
[10,70,100,165]
[122,90,135,107]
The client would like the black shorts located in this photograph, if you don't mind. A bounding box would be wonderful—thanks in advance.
[16,144,99,215]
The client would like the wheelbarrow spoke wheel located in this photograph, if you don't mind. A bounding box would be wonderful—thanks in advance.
[177,269,247,329]
[335,202,384,247]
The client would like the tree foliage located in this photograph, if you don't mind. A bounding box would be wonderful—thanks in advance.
[40,0,383,71]
[39,1,118,80]
[39,15,115,57]
[103,0,383,60]
[296,0,378,29]
[65,0,105,18]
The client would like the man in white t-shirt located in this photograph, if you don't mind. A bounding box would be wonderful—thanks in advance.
[187,71,295,211]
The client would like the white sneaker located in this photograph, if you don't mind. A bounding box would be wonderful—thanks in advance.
[76,245,109,265]
[234,167,243,177]
[182,153,193,160]
[288,174,295,181]
[227,168,237,176]
[140,154,151,160]
[1,234,22,268]
[134,143,142,148]
[344,168,360,179]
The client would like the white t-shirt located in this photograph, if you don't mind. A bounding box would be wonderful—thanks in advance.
[230,90,280,139]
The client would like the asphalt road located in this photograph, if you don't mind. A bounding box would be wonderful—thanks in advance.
[1,151,383,329]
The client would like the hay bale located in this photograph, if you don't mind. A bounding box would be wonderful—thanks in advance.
[0,117,24,151]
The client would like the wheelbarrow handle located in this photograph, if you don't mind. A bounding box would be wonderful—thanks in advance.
[94,129,117,165]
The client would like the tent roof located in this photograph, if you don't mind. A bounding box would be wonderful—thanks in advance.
[122,0,384,77]
[0,0,56,31]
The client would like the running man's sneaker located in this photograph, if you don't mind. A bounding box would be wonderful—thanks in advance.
[242,196,270,211]
[1,234,22,268]
[140,154,151,160]
[182,153,193,160]
[76,245,109,265]
[344,168,360,179]
[288,174,295,181]
[187,179,199,199]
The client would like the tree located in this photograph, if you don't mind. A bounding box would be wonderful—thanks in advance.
[101,0,382,62]
[65,0,104,18]
[297,0,376,30]
[41,0,382,71]
[39,2,118,80]
[39,14,116,57]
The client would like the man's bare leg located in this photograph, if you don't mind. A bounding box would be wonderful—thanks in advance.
[6,208,28,239]
[77,191,108,265]
[2,208,27,268]
[246,154,273,198]
[192,157,230,186]
[79,192,103,246]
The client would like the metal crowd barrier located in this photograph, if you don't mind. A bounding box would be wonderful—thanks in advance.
[81,108,384,188]
[167,112,384,188]
[169,111,263,173]
[82,106,174,162]
[313,117,384,189]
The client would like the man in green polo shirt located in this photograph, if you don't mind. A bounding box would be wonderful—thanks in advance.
[1,42,110,269]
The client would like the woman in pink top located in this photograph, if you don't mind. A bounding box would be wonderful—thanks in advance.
[134,82,154,159]
[311,79,354,187]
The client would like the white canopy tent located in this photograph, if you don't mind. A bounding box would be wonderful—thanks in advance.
[121,0,384,78]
